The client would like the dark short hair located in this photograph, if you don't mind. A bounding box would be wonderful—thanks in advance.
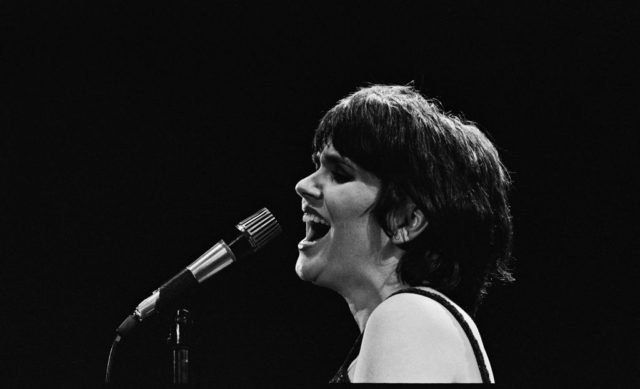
[313,85,514,315]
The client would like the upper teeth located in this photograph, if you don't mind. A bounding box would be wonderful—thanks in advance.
[302,213,329,225]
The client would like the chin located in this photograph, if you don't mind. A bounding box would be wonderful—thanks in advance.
[295,252,325,283]
[294,256,308,280]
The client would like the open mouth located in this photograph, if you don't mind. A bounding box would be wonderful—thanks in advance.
[302,212,330,243]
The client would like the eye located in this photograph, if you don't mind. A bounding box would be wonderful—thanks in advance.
[331,169,352,183]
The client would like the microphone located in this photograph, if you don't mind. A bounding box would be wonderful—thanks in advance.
[115,207,282,337]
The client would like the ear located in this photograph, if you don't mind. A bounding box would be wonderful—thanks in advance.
[390,204,428,245]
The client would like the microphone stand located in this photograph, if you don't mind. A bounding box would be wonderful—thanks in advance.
[167,309,192,386]
[105,208,281,385]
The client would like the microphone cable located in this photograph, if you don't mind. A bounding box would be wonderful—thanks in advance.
[104,334,122,384]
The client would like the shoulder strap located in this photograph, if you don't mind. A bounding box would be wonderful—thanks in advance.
[329,332,363,383]
[389,287,492,383]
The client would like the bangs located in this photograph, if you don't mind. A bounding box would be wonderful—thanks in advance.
[312,96,394,179]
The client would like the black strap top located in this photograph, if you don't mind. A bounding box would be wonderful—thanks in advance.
[329,287,492,383]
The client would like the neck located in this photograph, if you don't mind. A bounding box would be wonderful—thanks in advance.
[340,259,409,333]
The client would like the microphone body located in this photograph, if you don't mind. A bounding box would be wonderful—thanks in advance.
[116,208,281,336]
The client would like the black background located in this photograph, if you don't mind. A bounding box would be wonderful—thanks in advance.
[1,1,637,386]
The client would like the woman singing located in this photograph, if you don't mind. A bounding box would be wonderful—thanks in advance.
[295,85,513,383]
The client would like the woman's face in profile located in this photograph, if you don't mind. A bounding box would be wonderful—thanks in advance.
[294,144,390,291]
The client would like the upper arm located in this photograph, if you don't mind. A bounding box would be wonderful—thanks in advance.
[352,293,476,383]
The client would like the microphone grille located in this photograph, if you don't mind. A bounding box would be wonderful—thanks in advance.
[236,208,282,251]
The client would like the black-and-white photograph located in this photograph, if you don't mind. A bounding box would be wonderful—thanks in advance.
[1,2,636,386]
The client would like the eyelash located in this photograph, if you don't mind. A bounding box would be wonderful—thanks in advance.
[312,162,352,183]
[331,169,351,183]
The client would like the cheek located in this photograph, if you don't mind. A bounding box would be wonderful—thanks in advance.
[323,182,382,256]
[326,184,378,221]
[330,211,383,253]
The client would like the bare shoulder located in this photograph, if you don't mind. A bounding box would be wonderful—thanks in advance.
[352,291,483,383]
[372,291,460,334]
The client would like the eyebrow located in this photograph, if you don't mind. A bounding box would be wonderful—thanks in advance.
[312,151,354,170]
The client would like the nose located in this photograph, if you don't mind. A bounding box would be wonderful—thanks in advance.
[295,172,322,202]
